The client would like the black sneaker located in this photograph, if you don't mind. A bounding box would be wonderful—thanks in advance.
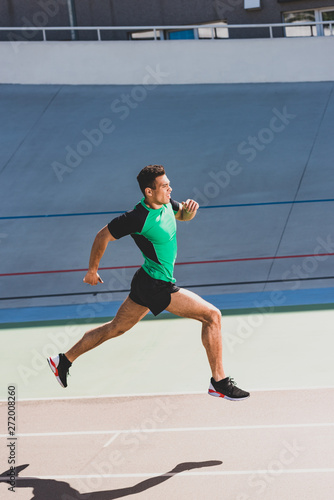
[47,353,71,388]
[208,377,250,401]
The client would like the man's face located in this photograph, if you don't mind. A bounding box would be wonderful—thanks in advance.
[149,174,172,205]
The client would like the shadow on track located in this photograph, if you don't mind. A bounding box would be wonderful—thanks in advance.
[0,461,222,499]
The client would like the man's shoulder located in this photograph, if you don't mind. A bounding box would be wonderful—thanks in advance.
[124,200,149,223]
[169,198,180,214]
[130,200,149,220]
[107,200,148,239]
[133,199,146,211]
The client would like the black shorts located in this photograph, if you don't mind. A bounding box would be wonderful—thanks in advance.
[129,267,180,316]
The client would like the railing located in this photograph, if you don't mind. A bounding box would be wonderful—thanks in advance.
[0,21,333,41]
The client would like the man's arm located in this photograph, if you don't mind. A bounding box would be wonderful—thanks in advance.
[175,199,199,221]
[83,225,115,285]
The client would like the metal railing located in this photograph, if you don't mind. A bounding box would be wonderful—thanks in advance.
[0,21,333,41]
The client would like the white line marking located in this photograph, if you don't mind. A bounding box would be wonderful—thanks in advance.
[1,422,333,439]
[14,468,334,480]
[0,390,204,403]
[1,385,334,403]
[103,432,120,448]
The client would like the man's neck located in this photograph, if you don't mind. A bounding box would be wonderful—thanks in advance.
[144,198,163,210]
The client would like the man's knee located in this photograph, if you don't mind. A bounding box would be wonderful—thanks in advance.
[203,305,221,326]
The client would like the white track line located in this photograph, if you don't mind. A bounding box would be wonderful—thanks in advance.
[1,385,334,403]
[103,432,121,448]
[1,422,333,439]
[14,468,334,480]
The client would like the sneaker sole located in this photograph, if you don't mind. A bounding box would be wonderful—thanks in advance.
[47,357,66,388]
[208,388,250,401]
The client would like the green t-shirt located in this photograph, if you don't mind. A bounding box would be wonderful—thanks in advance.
[108,197,180,282]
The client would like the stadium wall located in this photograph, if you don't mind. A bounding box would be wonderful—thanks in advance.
[0,36,333,85]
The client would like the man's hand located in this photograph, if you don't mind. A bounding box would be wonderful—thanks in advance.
[181,199,199,221]
[83,270,103,286]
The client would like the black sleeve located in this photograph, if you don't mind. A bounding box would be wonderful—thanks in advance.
[170,198,180,214]
[107,207,146,239]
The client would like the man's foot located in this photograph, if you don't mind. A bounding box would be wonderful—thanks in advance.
[208,377,250,401]
[47,353,72,388]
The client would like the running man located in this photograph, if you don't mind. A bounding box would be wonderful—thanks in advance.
[48,165,249,401]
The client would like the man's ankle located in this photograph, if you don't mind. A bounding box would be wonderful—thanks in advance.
[63,353,73,365]
[212,373,226,383]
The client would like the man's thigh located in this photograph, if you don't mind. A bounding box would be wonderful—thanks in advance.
[166,288,219,322]
[113,296,149,330]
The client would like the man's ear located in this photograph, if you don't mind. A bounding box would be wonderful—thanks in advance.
[145,187,153,198]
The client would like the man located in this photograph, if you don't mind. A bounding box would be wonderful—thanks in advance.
[48,165,249,401]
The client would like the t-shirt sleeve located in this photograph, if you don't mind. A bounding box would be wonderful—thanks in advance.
[170,198,180,214]
[107,209,144,239]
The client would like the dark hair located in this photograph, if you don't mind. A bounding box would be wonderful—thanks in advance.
[137,165,165,195]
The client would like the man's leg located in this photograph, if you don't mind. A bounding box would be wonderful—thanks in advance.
[166,288,225,381]
[166,288,249,400]
[48,296,149,387]
[66,296,150,362]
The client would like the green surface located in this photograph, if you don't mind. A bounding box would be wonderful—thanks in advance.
[1,309,334,400]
